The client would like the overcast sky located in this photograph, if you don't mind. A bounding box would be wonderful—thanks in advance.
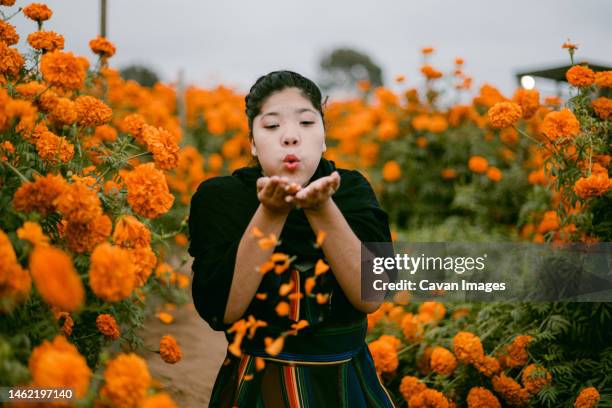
[11,0,612,97]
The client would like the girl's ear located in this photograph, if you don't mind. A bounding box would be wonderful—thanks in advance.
[250,140,257,156]
[321,140,327,153]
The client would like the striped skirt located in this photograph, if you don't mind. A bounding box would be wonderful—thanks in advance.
[208,343,396,407]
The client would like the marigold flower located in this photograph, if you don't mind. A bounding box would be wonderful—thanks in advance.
[566,65,595,87]
[418,301,446,322]
[402,313,424,342]
[421,46,434,54]
[522,364,551,395]
[113,215,151,249]
[594,71,612,88]
[430,346,457,376]
[89,36,116,58]
[574,386,600,408]
[159,335,182,364]
[574,171,612,199]
[492,373,530,406]
[453,332,484,364]
[473,84,506,108]
[474,355,501,377]
[140,393,179,408]
[121,113,146,143]
[441,168,457,180]
[141,125,180,170]
[89,242,136,302]
[537,212,559,235]
[368,338,398,374]
[382,160,402,182]
[487,167,503,182]
[29,245,84,311]
[49,97,77,124]
[378,120,399,140]
[74,95,113,127]
[591,96,612,120]
[468,156,488,174]
[28,336,91,397]
[124,163,175,218]
[94,124,118,142]
[23,3,53,21]
[12,173,67,216]
[0,229,32,311]
[100,353,151,408]
[0,41,25,77]
[540,109,581,142]
[17,221,49,247]
[378,334,401,351]
[408,388,450,408]
[35,130,75,163]
[0,21,19,45]
[488,102,522,129]
[421,64,443,80]
[512,89,540,119]
[466,387,501,408]
[399,376,427,403]
[64,214,112,254]
[27,30,64,52]
[40,51,86,90]
[54,182,102,223]
[97,314,121,340]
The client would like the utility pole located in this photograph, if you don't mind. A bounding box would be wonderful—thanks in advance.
[100,0,107,37]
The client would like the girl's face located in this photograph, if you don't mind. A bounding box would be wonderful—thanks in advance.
[251,87,326,186]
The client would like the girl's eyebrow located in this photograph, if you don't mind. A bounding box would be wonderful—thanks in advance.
[260,108,317,119]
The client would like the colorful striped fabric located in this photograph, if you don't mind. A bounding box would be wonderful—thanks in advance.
[208,343,397,407]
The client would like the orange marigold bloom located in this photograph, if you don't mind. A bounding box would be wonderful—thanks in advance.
[594,71,612,88]
[408,388,450,408]
[89,242,136,302]
[466,387,501,408]
[100,353,151,408]
[421,46,434,54]
[401,313,424,343]
[591,96,612,120]
[487,167,503,182]
[368,339,398,374]
[49,97,77,124]
[430,346,457,376]
[382,160,402,182]
[94,124,118,142]
[473,84,506,108]
[512,89,540,119]
[96,314,121,340]
[140,393,179,408]
[498,335,533,369]
[0,229,32,311]
[40,51,86,90]
[17,221,49,247]
[573,386,600,408]
[64,214,112,254]
[113,215,151,249]
[0,20,19,45]
[23,3,52,21]
[28,335,91,398]
[0,41,25,77]
[492,373,530,407]
[378,120,399,140]
[120,114,146,142]
[15,81,45,100]
[141,125,180,170]
[468,156,488,174]
[378,334,401,351]
[159,335,182,364]
[574,171,612,200]
[129,246,157,286]
[453,332,484,364]
[540,109,581,142]
[35,130,75,164]
[54,182,102,223]
[12,173,67,216]
[124,163,175,218]
[441,168,457,180]
[488,102,522,129]
[421,64,443,80]
[27,30,64,52]
[566,65,595,87]
[537,211,559,235]
[89,36,116,58]
[29,245,84,311]
[74,95,113,127]
[522,364,551,395]
[399,376,427,403]
[474,355,501,377]
[418,301,446,322]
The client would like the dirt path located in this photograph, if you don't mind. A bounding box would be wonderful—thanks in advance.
[142,300,228,407]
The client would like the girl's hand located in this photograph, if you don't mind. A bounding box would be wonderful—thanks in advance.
[257,176,301,214]
[286,171,340,211]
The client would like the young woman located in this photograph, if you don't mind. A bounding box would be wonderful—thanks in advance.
[189,71,395,407]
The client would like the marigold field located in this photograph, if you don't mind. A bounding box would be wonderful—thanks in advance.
[1,2,611,407]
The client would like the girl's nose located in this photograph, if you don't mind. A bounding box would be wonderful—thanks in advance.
[283,136,299,146]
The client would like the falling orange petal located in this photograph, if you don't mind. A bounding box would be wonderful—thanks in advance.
[315,230,327,248]
[305,277,316,295]
[228,336,243,357]
[271,253,289,262]
[248,319,268,339]
[275,301,290,317]
[258,233,278,249]
[279,281,294,297]
[274,259,291,274]
[223,358,231,366]
[164,303,177,311]
[255,357,266,371]
[316,293,329,304]
[288,293,303,301]
[156,312,174,324]
[243,374,254,381]
[228,319,247,335]
[255,292,268,301]
[315,259,329,276]
[291,320,309,331]
[257,261,275,275]
[251,226,264,238]
[265,336,285,356]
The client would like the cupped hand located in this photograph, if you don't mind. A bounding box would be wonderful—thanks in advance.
[257,175,301,214]
[285,171,340,211]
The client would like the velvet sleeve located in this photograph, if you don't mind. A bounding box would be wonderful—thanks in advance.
[188,177,251,332]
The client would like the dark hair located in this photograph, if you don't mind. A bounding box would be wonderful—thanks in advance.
[245,70,326,140]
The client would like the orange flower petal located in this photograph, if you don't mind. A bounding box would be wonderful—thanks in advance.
[255,292,268,301]
[265,336,285,357]
[316,293,330,304]
[279,281,294,297]
[315,230,327,248]
[315,259,329,276]
[251,226,264,238]
[305,277,316,295]
[275,301,290,317]
[255,357,266,371]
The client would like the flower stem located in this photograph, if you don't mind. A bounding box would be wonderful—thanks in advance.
[1,160,29,183]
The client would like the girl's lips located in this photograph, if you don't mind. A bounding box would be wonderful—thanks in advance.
[283,161,299,171]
